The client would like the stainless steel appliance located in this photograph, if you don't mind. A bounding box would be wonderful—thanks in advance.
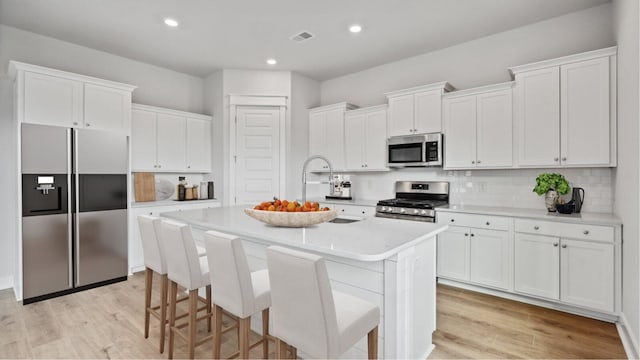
[387,133,443,167]
[376,181,449,222]
[572,187,585,213]
[21,124,128,304]
[326,175,352,200]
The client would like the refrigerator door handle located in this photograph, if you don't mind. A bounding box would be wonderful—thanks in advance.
[74,128,80,286]
[67,128,73,288]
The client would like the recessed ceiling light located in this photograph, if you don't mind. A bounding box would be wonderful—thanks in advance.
[164,18,179,27]
[266,58,277,65]
[349,24,362,33]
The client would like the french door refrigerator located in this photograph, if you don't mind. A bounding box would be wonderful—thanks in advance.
[21,123,128,304]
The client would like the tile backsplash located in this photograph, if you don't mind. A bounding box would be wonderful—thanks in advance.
[329,168,613,213]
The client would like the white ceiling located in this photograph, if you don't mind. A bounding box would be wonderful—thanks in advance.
[0,0,610,81]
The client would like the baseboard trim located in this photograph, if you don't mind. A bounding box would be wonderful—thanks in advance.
[617,313,639,359]
[0,276,13,291]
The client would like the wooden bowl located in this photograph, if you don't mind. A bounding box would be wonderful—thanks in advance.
[244,208,338,228]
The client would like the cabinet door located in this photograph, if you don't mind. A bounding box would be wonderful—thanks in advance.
[308,112,327,171]
[476,89,513,167]
[344,113,365,170]
[131,109,157,171]
[186,118,211,172]
[514,67,560,166]
[388,94,414,137]
[324,109,346,170]
[514,233,559,300]
[560,58,610,166]
[443,95,476,168]
[469,229,511,290]
[437,226,469,281]
[23,71,83,127]
[156,113,186,172]
[364,109,388,170]
[560,239,614,312]
[414,90,443,134]
[83,84,131,132]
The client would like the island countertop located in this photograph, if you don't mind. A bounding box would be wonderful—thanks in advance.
[161,205,448,262]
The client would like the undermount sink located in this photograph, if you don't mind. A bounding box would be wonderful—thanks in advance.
[329,215,364,224]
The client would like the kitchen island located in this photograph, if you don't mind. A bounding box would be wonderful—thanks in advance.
[162,205,448,359]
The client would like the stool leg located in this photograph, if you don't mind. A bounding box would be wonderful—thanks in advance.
[188,290,198,359]
[239,317,251,359]
[289,345,297,359]
[213,305,223,359]
[275,338,288,359]
[367,326,378,359]
[206,285,212,332]
[168,280,178,359]
[144,267,153,339]
[262,308,269,359]
[159,274,168,353]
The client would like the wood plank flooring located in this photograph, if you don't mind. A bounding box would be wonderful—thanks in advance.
[0,273,627,359]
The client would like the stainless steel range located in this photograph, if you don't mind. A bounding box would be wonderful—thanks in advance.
[376,181,449,222]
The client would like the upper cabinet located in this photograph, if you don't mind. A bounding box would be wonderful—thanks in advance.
[509,47,617,168]
[443,83,514,169]
[344,105,388,171]
[131,104,212,173]
[9,61,136,133]
[385,82,454,137]
[308,102,358,172]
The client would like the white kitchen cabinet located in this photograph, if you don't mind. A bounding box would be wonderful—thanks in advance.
[344,105,388,171]
[443,83,513,169]
[510,47,616,168]
[385,82,454,137]
[308,102,357,172]
[333,204,376,217]
[9,61,135,132]
[131,104,212,173]
[469,228,511,290]
[514,233,560,300]
[437,226,469,281]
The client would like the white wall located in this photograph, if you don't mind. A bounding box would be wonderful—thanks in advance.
[320,3,614,106]
[613,0,640,356]
[203,70,224,201]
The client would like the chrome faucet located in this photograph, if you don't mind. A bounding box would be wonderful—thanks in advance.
[302,155,334,203]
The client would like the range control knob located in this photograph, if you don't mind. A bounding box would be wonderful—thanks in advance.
[413,209,420,215]
[399,208,406,214]
[387,207,393,212]
[420,210,428,215]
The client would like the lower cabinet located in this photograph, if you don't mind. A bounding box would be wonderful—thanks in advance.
[514,233,560,300]
[437,226,469,281]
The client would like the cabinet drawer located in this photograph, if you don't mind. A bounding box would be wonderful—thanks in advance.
[437,212,510,231]
[334,204,375,217]
[514,219,614,242]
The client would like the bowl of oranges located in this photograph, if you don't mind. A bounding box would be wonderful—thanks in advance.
[244,199,337,227]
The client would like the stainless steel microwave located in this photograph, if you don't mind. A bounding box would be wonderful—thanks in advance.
[387,133,443,167]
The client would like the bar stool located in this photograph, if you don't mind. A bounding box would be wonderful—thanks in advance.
[161,220,214,359]
[204,230,272,359]
[137,215,209,354]
[266,246,380,359]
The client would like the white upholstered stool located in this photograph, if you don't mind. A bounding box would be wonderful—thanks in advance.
[161,220,213,359]
[204,230,272,359]
[266,246,380,359]
[137,215,209,354]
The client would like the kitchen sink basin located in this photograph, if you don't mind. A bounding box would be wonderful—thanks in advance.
[329,216,363,224]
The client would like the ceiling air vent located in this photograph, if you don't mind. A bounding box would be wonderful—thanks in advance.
[290,31,314,42]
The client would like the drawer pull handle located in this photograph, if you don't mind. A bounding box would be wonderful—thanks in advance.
[562,244,567,248]
[464,233,469,237]
[470,233,475,237]
[553,243,558,247]
[583,230,589,235]
[486,222,490,226]
[450,219,455,222]
[534,226,539,230]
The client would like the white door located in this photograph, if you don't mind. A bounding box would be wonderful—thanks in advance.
[476,89,513,168]
[560,239,614,312]
[414,90,442,134]
[156,113,186,172]
[235,106,281,205]
[560,58,610,166]
[186,118,211,172]
[324,108,346,170]
[443,95,476,169]
[514,233,559,300]
[364,109,388,170]
[469,229,511,290]
[308,111,327,172]
[23,71,83,127]
[83,83,131,132]
[436,226,469,281]
[388,94,414,137]
[344,113,365,170]
[514,67,560,166]
[131,109,157,171]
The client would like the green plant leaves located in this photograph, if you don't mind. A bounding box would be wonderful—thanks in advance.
[533,173,571,195]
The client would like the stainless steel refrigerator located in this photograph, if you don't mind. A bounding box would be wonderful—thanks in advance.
[21,123,128,304]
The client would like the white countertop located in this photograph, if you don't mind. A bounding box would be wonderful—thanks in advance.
[437,204,622,226]
[132,198,221,208]
[307,197,379,207]
[161,205,447,262]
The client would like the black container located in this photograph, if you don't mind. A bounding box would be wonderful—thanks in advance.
[207,181,214,199]
[178,184,186,201]
[555,201,575,214]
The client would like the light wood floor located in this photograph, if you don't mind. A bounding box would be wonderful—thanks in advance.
[0,273,627,359]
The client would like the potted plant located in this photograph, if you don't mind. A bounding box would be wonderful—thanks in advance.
[533,173,570,212]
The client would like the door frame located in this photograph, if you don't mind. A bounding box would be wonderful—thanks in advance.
[228,95,287,205]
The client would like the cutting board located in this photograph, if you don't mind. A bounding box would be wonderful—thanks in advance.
[134,173,156,202]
